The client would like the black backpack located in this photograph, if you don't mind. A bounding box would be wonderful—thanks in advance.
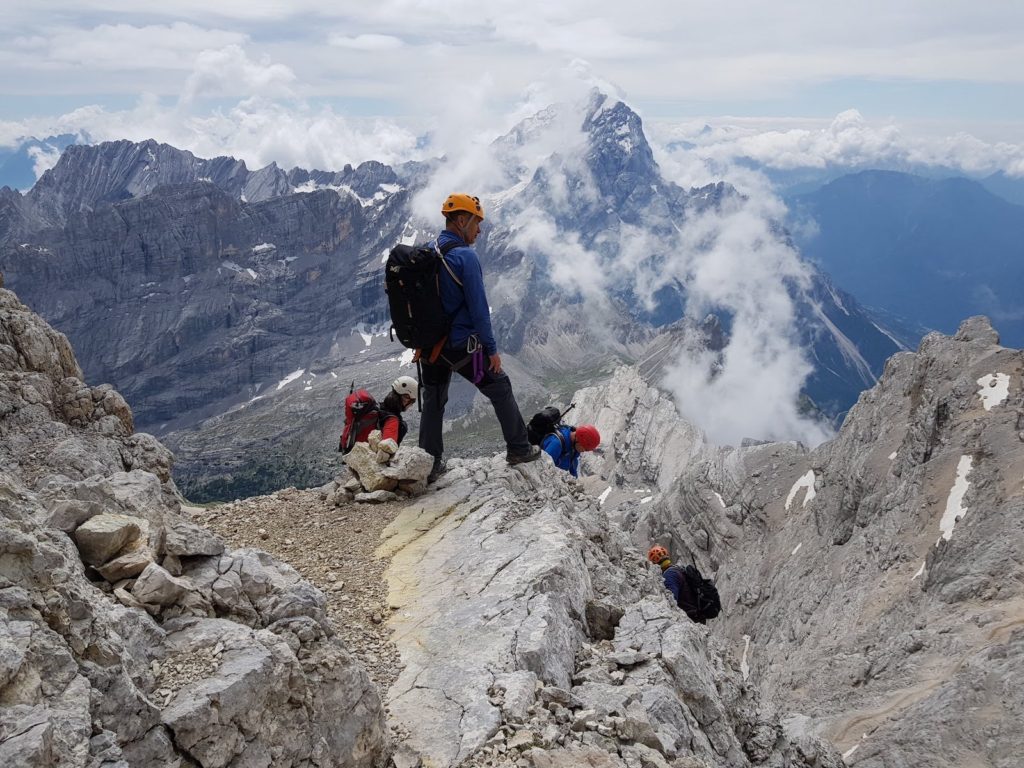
[671,561,721,624]
[384,240,460,351]
[527,403,575,446]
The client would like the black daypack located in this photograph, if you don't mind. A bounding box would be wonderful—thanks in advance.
[384,240,460,351]
[527,403,575,446]
[671,562,722,624]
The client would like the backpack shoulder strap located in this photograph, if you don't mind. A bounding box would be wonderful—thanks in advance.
[558,427,571,455]
[434,240,463,287]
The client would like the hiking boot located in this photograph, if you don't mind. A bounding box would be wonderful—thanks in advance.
[506,446,542,466]
[427,457,447,484]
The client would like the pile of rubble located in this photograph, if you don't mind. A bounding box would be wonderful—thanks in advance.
[327,430,434,504]
[0,278,389,767]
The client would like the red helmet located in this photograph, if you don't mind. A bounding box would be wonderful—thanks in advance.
[647,545,669,564]
[575,424,600,452]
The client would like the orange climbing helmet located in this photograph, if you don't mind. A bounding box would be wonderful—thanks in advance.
[575,424,600,452]
[647,545,669,564]
[442,193,485,220]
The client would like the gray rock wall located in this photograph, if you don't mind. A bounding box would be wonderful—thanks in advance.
[573,320,1024,767]
[0,280,388,767]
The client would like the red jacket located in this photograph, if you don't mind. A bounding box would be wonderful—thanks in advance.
[380,413,402,443]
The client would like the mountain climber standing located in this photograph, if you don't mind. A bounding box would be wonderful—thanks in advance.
[419,193,541,482]
[541,424,601,478]
[647,545,721,625]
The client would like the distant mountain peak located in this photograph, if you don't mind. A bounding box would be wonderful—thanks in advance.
[581,90,658,190]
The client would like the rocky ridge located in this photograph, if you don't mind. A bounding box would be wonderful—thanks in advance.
[569,320,1024,767]
[6,245,1021,768]
[0,274,388,766]
[2,272,844,768]
[371,456,842,768]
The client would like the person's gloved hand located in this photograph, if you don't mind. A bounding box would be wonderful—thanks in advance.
[376,438,399,464]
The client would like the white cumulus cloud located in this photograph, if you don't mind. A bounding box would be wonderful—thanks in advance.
[26,144,63,178]
[650,110,1024,178]
[181,45,297,104]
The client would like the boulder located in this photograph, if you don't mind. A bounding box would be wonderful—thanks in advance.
[96,545,155,581]
[381,446,434,484]
[344,442,398,493]
[355,490,398,504]
[42,499,104,533]
[131,563,193,607]
[164,519,224,557]
[73,513,142,566]
[158,618,387,768]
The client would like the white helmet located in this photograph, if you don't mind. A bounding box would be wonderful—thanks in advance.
[392,375,418,400]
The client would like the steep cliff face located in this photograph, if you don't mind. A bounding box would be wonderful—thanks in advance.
[571,320,1024,767]
[0,277,388,767]
[2,182,395,428]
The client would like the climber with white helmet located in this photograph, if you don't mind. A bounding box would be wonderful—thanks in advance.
[338,375,419,461]
[375,375,418,462]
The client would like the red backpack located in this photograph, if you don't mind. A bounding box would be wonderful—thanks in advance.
[338,389,381,454]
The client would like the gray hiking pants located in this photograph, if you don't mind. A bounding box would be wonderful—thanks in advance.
[418,347,531,460]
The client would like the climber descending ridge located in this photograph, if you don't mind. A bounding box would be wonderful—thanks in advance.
[541,423,601,477]
[648,545,722,624]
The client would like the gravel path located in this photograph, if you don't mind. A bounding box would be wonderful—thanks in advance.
[193,485,407,693]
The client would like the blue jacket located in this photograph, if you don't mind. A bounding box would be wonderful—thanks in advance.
[542,426,579,477]
[436,230,497,355]
[662,564,702,623]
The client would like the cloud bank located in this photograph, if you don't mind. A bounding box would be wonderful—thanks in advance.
[650,110,1024,178]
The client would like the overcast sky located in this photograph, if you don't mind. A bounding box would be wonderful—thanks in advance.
[2,1,1023,173]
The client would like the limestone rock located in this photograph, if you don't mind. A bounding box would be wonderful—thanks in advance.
[0,282,390,767]
[356,490,398,504]
[380,446,434,484]
[344,442,399,493]
[379,456,837,768]
[164,518,224,557]
[158,618,387,768]
[73,513,142,565]
[96,546,155,581]
[42,498,104,533]
[131,562,193,607]
[494,670,538,724]
[574,328,1024,768]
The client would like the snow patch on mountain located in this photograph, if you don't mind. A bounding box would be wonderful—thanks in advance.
[976,372,1010,410]
[938,455,972,543]
[276,368,305,390]
[785,469,817,510]
[809,302,876,385]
